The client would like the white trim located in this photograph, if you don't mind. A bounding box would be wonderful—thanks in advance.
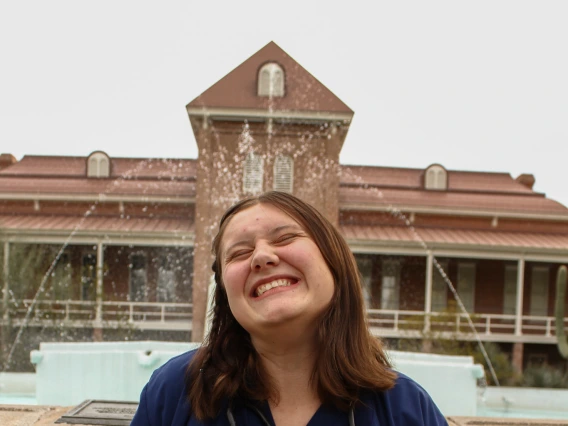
[340,203,568,222]
[349,243,568,264]
[186,106,353,123]
[0,193,194,204]
[0,234,194,246]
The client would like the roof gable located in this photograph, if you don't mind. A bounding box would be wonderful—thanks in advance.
[187,41,353,115]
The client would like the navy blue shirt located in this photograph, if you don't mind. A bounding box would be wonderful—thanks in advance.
[131,350,448,425]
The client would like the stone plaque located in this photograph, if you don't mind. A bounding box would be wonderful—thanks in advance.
[56,400,138,425]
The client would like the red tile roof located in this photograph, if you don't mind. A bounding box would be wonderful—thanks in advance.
[340,165,534,194]
[341,224,568,251]
[0,177,195,198]
[339,186,568,217]
[1,155,566,218]
[187,42,353,115]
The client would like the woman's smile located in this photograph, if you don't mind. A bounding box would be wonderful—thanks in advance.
[252,277,299,298]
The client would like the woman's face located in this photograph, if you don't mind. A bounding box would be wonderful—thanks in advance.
[219,203,335,336]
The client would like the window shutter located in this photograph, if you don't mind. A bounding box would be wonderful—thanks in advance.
[273,155,293,192]
[243,152,264,194]
[258,63,285,97]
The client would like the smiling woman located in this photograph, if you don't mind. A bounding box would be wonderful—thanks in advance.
[131,191,447,426]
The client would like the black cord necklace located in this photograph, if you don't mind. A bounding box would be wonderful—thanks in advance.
[226,403,356,426]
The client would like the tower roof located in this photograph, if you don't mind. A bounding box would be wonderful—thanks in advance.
[187,42,353,118]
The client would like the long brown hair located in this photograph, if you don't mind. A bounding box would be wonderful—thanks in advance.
[186,191,396,419]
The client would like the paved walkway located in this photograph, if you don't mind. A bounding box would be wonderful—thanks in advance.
[1,405,567,425]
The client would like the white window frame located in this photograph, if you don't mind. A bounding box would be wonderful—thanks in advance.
[457,262,476,312]
[81,252,97,301]
[129,252,148,302]
[52,252,72,300]
[529,266,549,316]
[381,259,401,310]
[157,254,177,303]
[503,264,518,315]
[431,260,449,311]
[356,255,373,309]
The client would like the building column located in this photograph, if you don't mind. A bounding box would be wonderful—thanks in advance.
[1,242,10,361]
[515,258,525,336]
[93,241,104,342]
[512,342,524,373]
[2,242,9,321]
[423,251,434,333]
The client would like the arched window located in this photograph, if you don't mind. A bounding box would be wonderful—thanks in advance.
[257,62,285,97]
[243,152,264,194]
[273,155,293,193]
[424,164,448,190]
[87,151,110,178]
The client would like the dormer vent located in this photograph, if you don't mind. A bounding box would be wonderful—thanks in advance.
[87,151,110,178]
[257,62,285,97]
[515,173,535,189]
[424,164,448,190]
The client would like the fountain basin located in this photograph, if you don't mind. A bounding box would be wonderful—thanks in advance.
[389,350,483,416]
[30,341,199,406]
[29,341,483,415]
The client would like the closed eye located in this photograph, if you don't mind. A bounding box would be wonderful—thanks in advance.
[225,249,253,262]
[274,233,303,244]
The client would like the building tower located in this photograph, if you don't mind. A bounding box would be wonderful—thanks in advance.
[186,42,353,340]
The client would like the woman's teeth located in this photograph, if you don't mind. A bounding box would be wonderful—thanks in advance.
[256,279,291,296]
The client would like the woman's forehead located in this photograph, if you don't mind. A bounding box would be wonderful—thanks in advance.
[221,204,302,245]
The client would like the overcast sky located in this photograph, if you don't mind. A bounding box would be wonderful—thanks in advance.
[1,1,567,207]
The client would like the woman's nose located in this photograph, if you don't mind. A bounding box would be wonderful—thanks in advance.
[250,243,279,270]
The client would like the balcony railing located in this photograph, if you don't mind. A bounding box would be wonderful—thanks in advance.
[6,299,193,331]
[3,301,566,343]
[367,309,568,343]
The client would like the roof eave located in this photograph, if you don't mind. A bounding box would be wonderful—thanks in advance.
[340,203,568,222]
[186,106,353,123]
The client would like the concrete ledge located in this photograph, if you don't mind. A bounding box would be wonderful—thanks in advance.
[448,417,568,425]
[1,406,566,426]
[0,405,73,426]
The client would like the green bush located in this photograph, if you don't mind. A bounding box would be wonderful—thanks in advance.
[521,365,568,388]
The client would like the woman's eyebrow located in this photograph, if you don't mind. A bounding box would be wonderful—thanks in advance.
[224,224,302,254]
[268,224,302,235]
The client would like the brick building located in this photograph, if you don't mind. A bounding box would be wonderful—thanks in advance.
[1,42,567,372]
